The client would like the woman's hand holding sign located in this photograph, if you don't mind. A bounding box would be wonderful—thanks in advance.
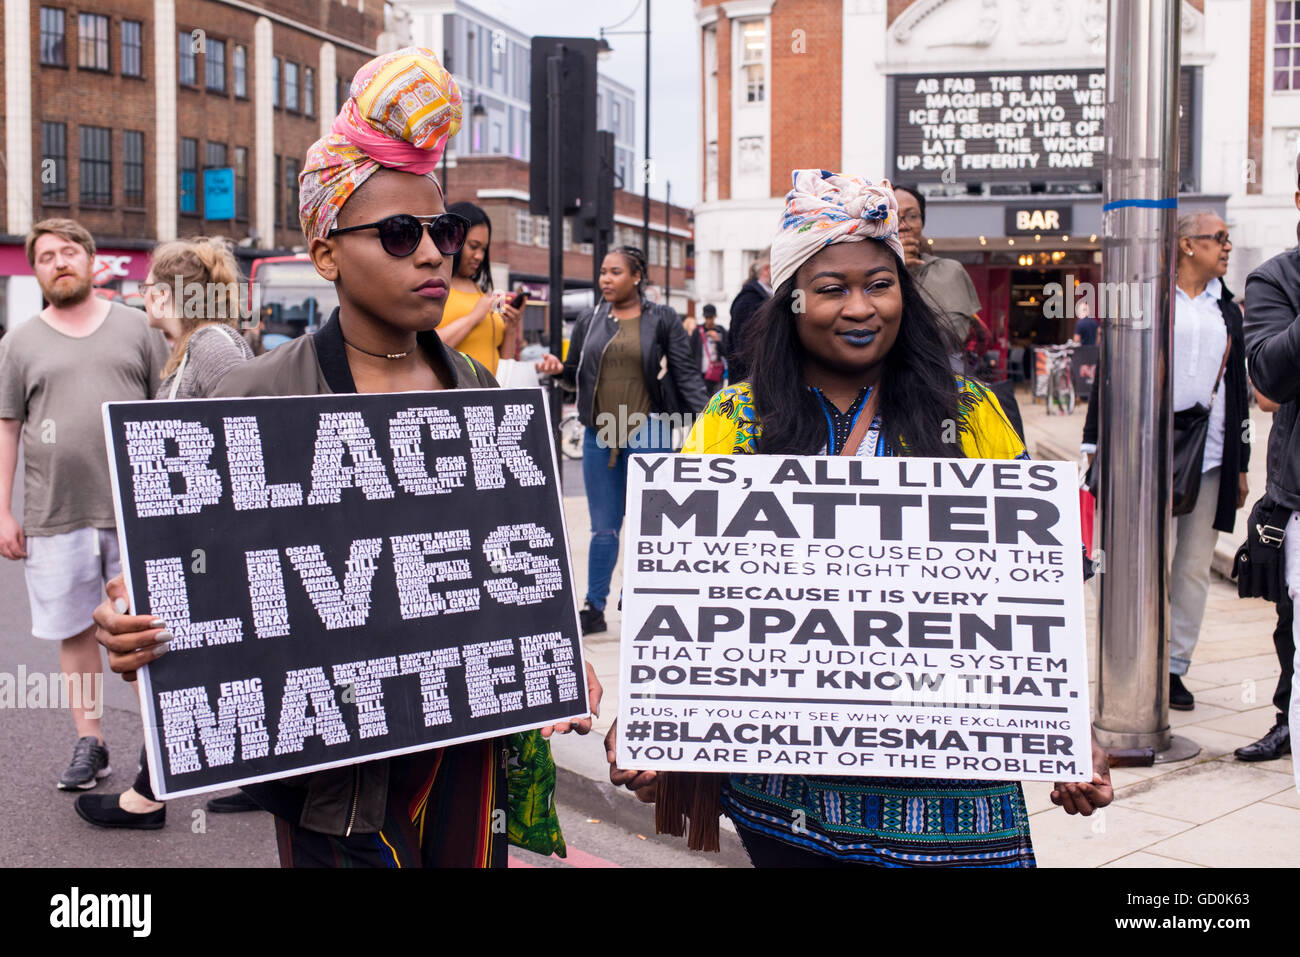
[1050,734,1113,815]
[604,721,658,803]
[539,660,603,738]
[92,573,172,682]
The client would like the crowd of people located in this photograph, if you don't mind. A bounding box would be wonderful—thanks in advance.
[0,43,1293,869]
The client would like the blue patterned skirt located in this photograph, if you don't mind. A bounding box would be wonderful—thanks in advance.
[722,773,1036,867]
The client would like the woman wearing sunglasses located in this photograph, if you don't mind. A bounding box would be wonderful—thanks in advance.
[86,47,601,868]
[605,170,1113,867]
[433,201,523,375]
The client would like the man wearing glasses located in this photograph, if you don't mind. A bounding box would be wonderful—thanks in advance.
[1168,211,1251,711]
[894,184,984,357]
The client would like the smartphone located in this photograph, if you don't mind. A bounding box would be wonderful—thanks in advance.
[509,288,527,310]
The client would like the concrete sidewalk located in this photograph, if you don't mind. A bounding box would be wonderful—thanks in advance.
[555,397,1300,867]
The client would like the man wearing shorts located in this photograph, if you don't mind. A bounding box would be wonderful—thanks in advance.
[0,219,166,789]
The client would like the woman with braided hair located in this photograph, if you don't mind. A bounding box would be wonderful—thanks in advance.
[537,246,708,635]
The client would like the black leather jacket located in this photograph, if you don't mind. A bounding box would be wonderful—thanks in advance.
[561,298,709,430]
[1245,246,1300,511]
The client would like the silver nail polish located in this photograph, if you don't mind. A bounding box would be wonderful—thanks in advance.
[149,619,165,629]
[113,598,128,614]
[155,630,174,643]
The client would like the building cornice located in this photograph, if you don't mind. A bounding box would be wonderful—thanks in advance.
[211,0,378,56]
[720,0,774,21]
[696,5,719,27]
[476,188,531,202]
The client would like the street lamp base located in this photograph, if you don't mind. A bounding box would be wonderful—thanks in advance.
[1152,734,1202,765]
[1092,723,1172,752]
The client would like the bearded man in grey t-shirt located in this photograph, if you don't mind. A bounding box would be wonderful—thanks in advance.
[0,219,167,791]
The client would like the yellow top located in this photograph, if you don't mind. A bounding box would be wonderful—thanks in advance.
[437,287,503,375]
[682,378,1028,459]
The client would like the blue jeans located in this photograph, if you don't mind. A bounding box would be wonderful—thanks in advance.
[582,417,674,610]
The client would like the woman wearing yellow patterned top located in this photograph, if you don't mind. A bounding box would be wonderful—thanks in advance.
[605,169,1112,867]
[436,201,521,375]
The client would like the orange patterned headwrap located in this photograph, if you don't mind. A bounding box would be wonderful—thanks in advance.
[298,46,462,242]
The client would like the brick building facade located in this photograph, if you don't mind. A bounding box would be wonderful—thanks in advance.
[443,154,694,316]
[0,0,382,329]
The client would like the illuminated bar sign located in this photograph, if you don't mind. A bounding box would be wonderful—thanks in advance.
[1005,206,1073,235]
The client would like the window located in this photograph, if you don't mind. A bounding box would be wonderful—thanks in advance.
[491,122,502,154]
[204,142,227,219]
[180,137,198,213]
[122,21,143,77]
[233,45,247,97]
[79,126,112,205]
[206,38,226,92]
[535,216,550,247]
[741,20,766,103]
[235,147,248,219]
[304,67,315,117]
[274,154,282,226]
[285,61,299,112]
[205,141,227,170]
[285,158,300,227]
[562,218,572,251]
[612,99,621,131]
[178,30,196,86]
[124,130,145,206]
[78,13,109,71]
[272,57,281,108]
[1276,2,1300,90]
[671,241,682,269]
[40,8,66,66]
[41,122,67,203]
[516,210,533,245]
[337,75,350,112]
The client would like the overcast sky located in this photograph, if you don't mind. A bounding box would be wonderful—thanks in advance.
[476,0,702,208]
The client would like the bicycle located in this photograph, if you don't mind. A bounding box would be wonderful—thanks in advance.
[1039,341,1079,415]
[559,409,584,460]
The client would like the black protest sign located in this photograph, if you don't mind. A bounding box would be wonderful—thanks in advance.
[618,454,1091,783]
[103,389,587,799]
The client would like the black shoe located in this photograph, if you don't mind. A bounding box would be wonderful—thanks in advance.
[579,601,606,635]
[206,791,261,813]
[73,793,165,830]
[57,736,111,790]
[1169,674,1194,711]
[1234,722,1291,762]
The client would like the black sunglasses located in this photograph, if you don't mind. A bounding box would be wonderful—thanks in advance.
[329,213,470,258]
[1187,231,1231,247]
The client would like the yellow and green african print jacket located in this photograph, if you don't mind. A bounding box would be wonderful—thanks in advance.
[682,378,1027,460]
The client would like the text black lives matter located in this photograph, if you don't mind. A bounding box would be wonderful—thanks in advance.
[104,389,587,799]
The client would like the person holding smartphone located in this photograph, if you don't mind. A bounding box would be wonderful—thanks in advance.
[435,201,523,375]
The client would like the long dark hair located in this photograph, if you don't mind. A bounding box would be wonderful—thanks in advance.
[447,201,494,292]
[745,246,964,458]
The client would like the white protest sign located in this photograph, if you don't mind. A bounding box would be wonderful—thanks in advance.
[617,454,1092,783]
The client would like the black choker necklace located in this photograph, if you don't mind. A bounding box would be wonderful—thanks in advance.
[342,336,414,360]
